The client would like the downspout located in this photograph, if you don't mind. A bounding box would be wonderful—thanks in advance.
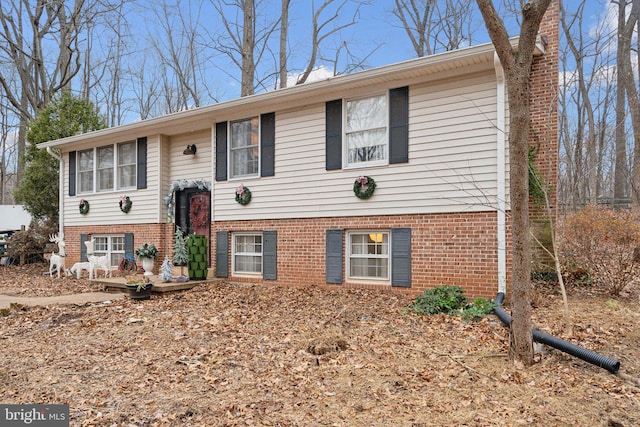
[494,53,507,295]
[46,147,64,237]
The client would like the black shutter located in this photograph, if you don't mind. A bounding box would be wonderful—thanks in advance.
[263,230,277,280]
[124,233,134,260]
[216,231,229,277]
[261,112,275,177]
[389,86,409,164]
[391,228,411,287]
[80,234,88,261]
[137,137,147,189]
[325,99,342,170]
[326,229,343,284]
[68,151,76,196]
[215,122,228,181]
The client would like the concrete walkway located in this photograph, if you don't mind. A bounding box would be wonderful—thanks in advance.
[0,292,125,310]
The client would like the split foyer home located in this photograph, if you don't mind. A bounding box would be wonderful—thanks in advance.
[38,6,558,297]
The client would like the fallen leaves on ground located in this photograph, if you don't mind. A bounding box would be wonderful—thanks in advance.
[1,263,639,426]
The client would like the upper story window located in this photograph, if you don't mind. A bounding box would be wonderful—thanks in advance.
[345,94,388,167]
[97,146,113,192]
[118,141,137,188]
[78,149,94,193]
[77,141,137,194]
[230,117,260,178]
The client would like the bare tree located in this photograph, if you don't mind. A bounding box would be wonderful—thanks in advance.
[613,0,631,207]
[211,0,280,96]
[296,0,368,85]
[392,0,475,57]
[475,0,554,366]
[620,0,640,206]
[148,0,206,112]
[0,0,86,182]
[279,0,290,88]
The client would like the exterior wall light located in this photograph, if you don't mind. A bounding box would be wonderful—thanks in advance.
[183,144,197,155]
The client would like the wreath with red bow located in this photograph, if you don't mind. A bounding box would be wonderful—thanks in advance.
[189,197,209,228]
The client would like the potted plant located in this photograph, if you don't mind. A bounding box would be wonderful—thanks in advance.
[125,276,153,300]
[135,242,159,276]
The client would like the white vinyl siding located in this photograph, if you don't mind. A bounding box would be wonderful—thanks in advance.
[64,135,163,226]
[213,71,503,221]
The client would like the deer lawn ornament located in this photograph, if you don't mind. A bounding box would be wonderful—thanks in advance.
[84,239,112,279]
[49,233,66,278]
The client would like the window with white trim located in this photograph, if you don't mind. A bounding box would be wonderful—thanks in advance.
[118,141,137,188]
[78,149,94,193]
[230,117,260,178]
[92,235,125,267]
[347,231,390,281]
[345,94,388,167]
[77,141,137,194]
[233,233,262,274]
[96,146,113,192]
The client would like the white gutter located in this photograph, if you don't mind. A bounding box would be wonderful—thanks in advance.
[494,53,507,295]
[46,147,64,237]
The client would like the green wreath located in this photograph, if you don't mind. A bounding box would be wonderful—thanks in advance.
[235,184,252,205]
[119,195,132,213]
[79,199,90,214]
[353,176,376,199]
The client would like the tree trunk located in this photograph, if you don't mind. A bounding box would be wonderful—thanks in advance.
[279,0,289,89]
[241,0,255,97]
[614,0,629,207]
[475,0,553,367]
[622,1,640,207]
[506,71,534,366]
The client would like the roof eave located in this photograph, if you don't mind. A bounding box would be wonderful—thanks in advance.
[38,37,540,149]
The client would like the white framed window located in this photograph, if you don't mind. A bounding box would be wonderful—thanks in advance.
[232,233,262,274]
[117,141,137,189]
[77,141,137,194]
[345,94,388,167]
[347,231,390,282]
[78,149,94,193]
[230,117,260,178]
[96,145,113,192]
[92,235,125,267]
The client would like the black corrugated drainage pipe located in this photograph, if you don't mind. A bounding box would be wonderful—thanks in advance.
[494,293,620,374]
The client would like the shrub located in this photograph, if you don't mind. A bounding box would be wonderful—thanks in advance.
[560,205,640,295]
[405,285,495,321]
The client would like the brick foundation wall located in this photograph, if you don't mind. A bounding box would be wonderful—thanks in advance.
[212,212,510,298]
[63,223,175,271]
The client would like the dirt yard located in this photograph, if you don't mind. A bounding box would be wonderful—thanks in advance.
[1,263,639,426]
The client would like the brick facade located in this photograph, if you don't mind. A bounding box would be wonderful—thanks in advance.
[64,223,175,274]
[211,212,510,298]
